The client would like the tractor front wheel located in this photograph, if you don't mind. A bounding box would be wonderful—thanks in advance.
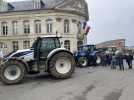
[78,57,88,67]
[96,56,102,65]
[0,61,26,85]
[49,52,75,79]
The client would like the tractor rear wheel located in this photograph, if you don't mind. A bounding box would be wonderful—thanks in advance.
[0,61,26,85]
[49,52,75,79]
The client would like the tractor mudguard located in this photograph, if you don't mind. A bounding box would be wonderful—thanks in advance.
[4,57,30,72]
[46,48,74,68]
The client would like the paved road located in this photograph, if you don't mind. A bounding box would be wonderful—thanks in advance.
[0,66,134,100]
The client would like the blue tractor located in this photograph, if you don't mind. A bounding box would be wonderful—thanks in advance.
[74,45,101,67]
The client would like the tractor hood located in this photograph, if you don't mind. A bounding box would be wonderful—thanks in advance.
[74,50,86,56]
[4,49,34,62]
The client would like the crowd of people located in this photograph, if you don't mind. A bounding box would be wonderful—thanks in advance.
[100,50,133,71]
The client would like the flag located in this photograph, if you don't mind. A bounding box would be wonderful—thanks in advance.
[83,22,87,29]
[83,22,91,35]
[84,26,91,35]
[80,22,91,35]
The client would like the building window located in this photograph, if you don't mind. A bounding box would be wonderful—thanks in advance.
[33,1,41,9]
[64,40,70,50]
[12,21,18,35]
[1,22,8,35]
[46,19,53,34]
[77,41,83,49]
[64,20,70,33]
[34,20,41,34]
[23,41,30,49]
[12,41,19,51]
[3,43,7,48]
[0,42,3,48]
[23,21,30,34]
[77,22,82,34]
[0,42,7,48]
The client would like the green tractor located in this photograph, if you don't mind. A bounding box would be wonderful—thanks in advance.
[0,36,76,85]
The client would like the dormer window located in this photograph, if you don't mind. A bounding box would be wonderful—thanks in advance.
[0,2,8,12]
[33,0,41,9]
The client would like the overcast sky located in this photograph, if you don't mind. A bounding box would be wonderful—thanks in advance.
[6,0,134,46]
[86,0,134,46]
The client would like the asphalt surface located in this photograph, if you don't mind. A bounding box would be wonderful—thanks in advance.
[0,66,134,100]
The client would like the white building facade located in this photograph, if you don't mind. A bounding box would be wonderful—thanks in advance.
[0,0,89,55]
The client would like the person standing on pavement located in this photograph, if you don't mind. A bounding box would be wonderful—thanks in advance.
[117,52,124,71]
[111,53,117,69]
[102,53,107,67]
[125,52,133,69]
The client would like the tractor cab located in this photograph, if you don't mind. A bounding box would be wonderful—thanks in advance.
[32,37,61,60]
[76,45,96,56]
[79,45,96,51]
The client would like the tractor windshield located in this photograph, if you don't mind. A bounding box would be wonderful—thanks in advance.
[31,37,61,49]
[79,45,96,52]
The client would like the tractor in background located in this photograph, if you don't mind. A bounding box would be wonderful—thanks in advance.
[74,45,101,67]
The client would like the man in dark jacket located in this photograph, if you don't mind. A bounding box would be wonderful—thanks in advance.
[117,53,124,71]
[125,53,133,69]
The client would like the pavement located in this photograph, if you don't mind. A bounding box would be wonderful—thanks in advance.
[0,65,134,100]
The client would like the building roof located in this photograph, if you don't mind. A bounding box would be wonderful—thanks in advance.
[9,0,59,11]
[96,39,125,45]
[0,0,89,20]
[10,1,38,11]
